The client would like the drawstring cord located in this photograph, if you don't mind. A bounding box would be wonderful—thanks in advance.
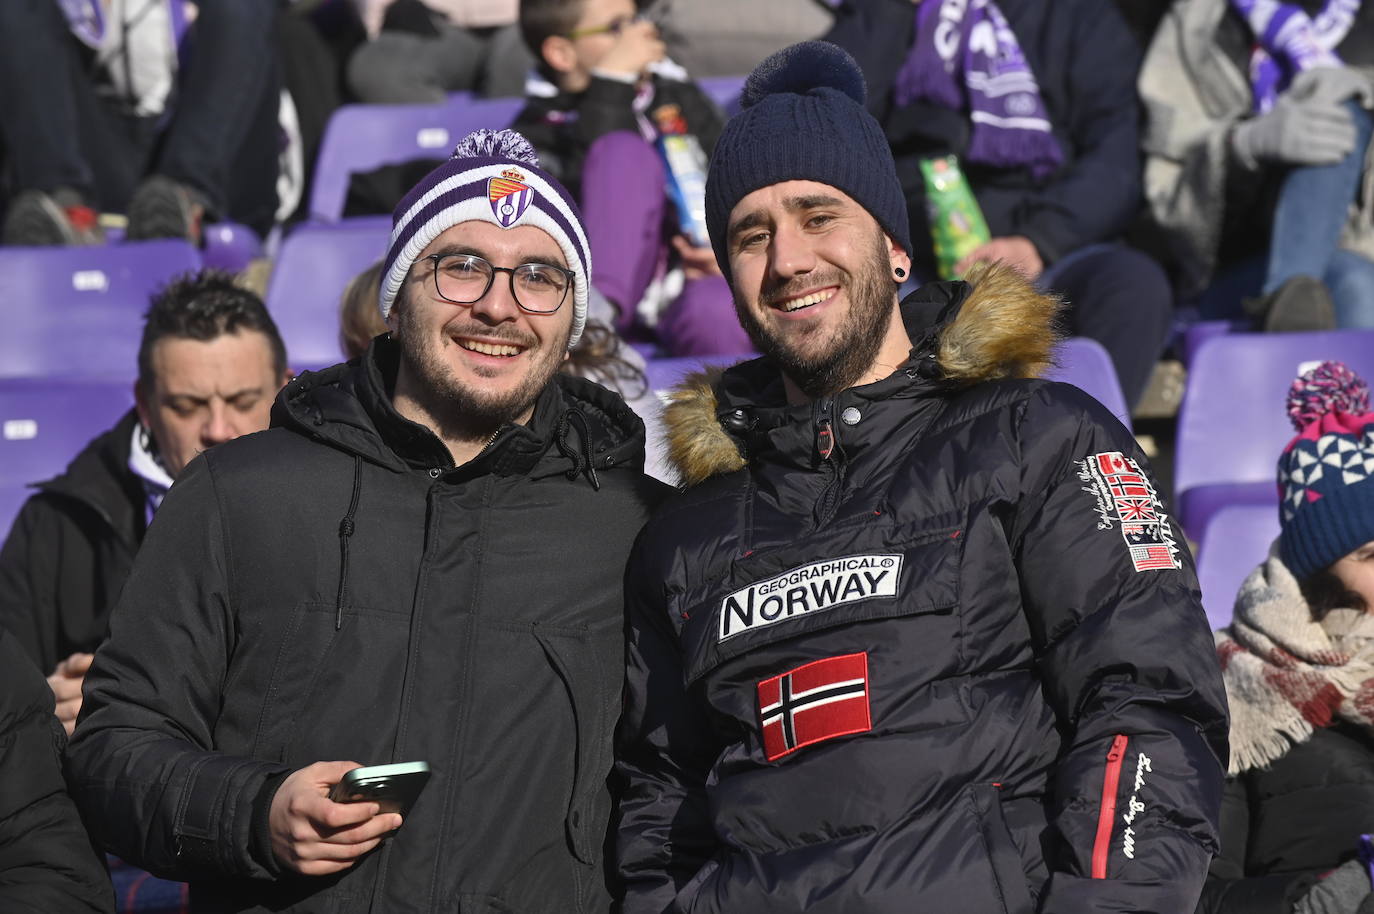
[555,408,601,491]
[335,455,362,631]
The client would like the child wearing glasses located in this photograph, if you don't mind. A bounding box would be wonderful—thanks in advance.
[512,0,752,358]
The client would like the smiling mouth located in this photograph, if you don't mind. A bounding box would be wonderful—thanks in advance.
[457,338,525,357]
[774,287,838,313]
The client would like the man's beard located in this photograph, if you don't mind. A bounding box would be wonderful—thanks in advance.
[733,229,898,400]
[391,292,567,440]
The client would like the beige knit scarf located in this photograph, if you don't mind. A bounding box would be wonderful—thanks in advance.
[1215,547,1374,775]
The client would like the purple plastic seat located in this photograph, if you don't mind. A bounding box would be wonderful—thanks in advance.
[265,219,393,369]
[697,74,746,115]
[0,378,134,537]
[1175,329,1374,541]
[309,96,524,223]
[1180,319,1246,368]
[1044,336,1131,431]
[201,221,264,274]
[1196,502,1281,629]
[645,353,755,398]
[0,241,201,380]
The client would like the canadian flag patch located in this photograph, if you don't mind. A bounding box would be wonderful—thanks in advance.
[757,652,872,762]
[1077,451,1182,573]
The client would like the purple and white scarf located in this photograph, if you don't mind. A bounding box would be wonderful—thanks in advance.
[892,0,1063,180]
[1231,0,1363,112]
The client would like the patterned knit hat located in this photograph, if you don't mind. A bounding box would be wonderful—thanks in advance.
[379,129,592,349]
[1277,360,1374,580]
[704,41,911,280]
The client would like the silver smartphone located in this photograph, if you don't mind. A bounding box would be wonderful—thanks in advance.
[328,761,431,817]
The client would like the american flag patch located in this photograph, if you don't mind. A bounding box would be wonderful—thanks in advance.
[1078,451,1182,573]
[757,653,872,762]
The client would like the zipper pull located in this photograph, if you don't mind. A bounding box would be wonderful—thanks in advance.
[815,399,836,461]
[1106,733,1128,762]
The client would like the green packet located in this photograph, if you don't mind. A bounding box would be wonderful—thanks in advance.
[920,156,990,280]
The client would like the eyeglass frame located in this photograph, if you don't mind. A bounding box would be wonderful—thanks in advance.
[420,252,576,315]
[567,12,645,39]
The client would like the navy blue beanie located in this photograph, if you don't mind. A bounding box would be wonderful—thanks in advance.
[705,41,912,279]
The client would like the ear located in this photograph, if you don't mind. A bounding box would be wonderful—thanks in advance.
[541,35,577,76]
[886,233,912,280]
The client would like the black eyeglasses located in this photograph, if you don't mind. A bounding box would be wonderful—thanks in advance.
[568,13,642,39]
[423,253,575,314]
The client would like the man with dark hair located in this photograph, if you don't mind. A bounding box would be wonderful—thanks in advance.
[616,42,1229,913]
[0,269,291,735]
[66,129,664,912]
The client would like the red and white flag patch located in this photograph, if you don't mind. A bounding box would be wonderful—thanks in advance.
[1078,450,1182,573]
[757,652,872,762]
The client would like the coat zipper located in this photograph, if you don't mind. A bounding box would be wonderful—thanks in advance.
[813,399,844,526]
[1091,733,1129,879]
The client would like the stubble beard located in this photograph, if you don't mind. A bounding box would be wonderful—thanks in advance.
[733,229,898,400]
[392,292,567,440]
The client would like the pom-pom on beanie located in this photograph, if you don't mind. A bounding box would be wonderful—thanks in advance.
[379,128,592,349]
[704,41,911,280]
[1277,360,1374,580]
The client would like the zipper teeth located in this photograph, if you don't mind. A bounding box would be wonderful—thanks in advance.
[1091,733,1129,879]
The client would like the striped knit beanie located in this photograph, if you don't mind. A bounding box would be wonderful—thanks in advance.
[1277,360,1374,580]
[704,41,911,280]
[379,129,592,349]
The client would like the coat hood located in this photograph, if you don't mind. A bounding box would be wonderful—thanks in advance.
[272,335,648,484]
[664,263,1061,486]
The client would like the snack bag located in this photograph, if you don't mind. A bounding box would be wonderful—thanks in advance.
[654,104,711,248]
[920,155,990,280]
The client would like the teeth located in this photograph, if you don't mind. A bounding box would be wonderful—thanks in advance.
[461,340,521,357]
[778,289,834,312]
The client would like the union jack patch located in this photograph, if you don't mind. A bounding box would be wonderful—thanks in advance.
[488,173,534,227]
[1077,451,1182,573]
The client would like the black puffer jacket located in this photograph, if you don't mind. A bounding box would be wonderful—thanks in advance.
[1197,722,1374,913]
[0,409,146,674]
[616,266,1229,913]
[66,337,667,913]
[0,629,113,913]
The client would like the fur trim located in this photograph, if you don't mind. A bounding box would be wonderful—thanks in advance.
[665,369,745,487]
[663,264,1063,485]
[936,262,1062,385]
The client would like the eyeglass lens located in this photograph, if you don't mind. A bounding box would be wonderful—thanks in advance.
[434,254,570,313]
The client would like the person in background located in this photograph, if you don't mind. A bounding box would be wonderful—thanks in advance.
[0,0,281,243]
[0,271,291,736]
[826,0,1175,409]
[345,0,534,102]
[0,629,114,913]
[514,0,751,357]
[1140,0,1374,333]
[1200,361,1374,914]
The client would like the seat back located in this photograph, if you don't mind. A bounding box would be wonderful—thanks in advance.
[309,96,524,223]
[266,220,394,370]
[644,354,755,400]
[1195,502,1281,629]
[0,378,134,537]
[697,74,746,115]
[0,241,201,380]
[1044,337,1132,431]
[1175,329,1374,539]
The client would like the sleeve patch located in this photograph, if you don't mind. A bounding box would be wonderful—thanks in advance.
[1077,451,1182,572]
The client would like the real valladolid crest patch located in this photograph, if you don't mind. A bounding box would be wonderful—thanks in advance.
[488,169,534,227]
[1077,451,1182,572]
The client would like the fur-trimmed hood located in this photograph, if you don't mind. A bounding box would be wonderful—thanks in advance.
[665,263,1062,486]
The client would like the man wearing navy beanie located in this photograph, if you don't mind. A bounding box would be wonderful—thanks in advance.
[617,41,1228,913]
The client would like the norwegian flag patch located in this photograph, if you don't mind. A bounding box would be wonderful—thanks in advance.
[1077,451,1182,573]
[757,652,872,762]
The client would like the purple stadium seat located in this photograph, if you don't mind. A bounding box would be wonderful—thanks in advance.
[309,95,524,223]
[1044,336,1131,431]
[645,353,755,398]
[1196,502,1281,629]
[0,241,200,380]
[201,221,265,274]
[698,74,746,115]
[265,219,392,370]
[0,378,134,537]
[1180,319,1246,368]
[1175,329,1374,541]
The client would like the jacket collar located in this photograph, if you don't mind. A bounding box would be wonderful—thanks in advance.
[664,263,1061,485]
[35,408,147,546]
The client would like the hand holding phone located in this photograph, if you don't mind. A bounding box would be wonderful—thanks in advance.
[269,760,405,876]
[328,761,431,817]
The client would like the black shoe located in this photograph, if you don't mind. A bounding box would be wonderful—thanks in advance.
[125,176,210,243]
[2,188,103,246]
[1244,275,1337,333]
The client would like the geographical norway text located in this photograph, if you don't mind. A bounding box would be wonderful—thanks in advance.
[1077,451,1182,572]
[718,555,903,641]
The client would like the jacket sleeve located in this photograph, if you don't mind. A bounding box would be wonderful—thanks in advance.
[1008,384,1229,913]
[615,532,720,914]
[64,455,290,882]
[0,633,114,913]
[1007,4,1147,262]
[0,496,59,674]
